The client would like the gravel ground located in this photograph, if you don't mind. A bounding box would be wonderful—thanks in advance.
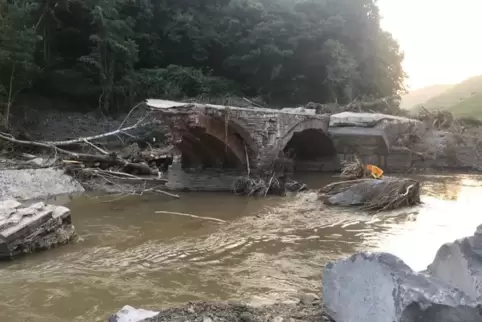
[110,295,334,322]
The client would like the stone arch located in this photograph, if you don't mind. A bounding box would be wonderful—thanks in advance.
[177,115,256,169]
[280,118,337,161]
[226,118,259,155]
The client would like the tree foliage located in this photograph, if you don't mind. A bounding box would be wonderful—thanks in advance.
[0,0,38,126]
[0,0,405,118]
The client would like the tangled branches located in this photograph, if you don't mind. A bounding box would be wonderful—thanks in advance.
[418,106,454,129]
[232,151,307,197]
[340,158,367,180]
[320,156,420,211]
[360,178,421,211]
[232,175,306,196]
[319,177,421,212]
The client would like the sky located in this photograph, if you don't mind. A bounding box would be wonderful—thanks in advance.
[378,0,482,90]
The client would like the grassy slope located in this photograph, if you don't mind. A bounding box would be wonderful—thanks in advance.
[448,92,482,119]
[400,84,452,110]
[423,75,482,111]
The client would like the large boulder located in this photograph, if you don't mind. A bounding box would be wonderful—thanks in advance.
[0,199,76,259]
[323,252,482,322]
[426,225,482,302]
[0,168,84,201]
[320,177,421,211]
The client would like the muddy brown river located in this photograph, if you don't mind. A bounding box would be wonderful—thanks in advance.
[0,173,481,321]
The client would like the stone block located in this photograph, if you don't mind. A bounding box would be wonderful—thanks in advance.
[0,168,84,201]
[0,199,76,259]
[426,225,482,302]
[323,252,482,322]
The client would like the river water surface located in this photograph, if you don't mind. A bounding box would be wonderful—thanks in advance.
[0,173,481,321]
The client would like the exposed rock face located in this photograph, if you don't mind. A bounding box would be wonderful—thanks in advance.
[0,199,76,259]
[0,168,84,201]
[323,227,482,322]
[427,225,482,302]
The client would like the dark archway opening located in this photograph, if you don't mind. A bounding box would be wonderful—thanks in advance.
[178,127,244,169]
[283,129,337,171]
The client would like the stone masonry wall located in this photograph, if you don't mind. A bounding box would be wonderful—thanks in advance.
[166,163,244,191]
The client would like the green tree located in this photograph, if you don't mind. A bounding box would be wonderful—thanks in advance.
[80,0,138,112]
[0,0,406,114]
[0,0,39,127]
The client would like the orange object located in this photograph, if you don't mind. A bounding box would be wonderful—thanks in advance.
[365,164,384,179]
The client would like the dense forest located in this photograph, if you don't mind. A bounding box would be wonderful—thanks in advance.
[0,0,405,122]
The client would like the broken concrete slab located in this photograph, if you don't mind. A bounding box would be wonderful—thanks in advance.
[426,224,482,303]
[0,168,84,201]
[329,112,418,128]
[0,199,76,259]
[323,252,482,322]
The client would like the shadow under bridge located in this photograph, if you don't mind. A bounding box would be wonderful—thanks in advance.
[280,119,339,172]
[176,116,257,170]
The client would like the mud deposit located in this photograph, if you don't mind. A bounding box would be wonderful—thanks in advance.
[0,174,481,321]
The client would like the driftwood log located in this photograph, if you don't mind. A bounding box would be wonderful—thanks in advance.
[0,105,178,199]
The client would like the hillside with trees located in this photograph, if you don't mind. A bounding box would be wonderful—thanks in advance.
[0,0,405,126]
[407,75,482,119]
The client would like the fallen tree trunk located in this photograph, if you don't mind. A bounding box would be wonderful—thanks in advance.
[0,132,158,175]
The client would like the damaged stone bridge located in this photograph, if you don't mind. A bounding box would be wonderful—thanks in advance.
[147,99,421,176]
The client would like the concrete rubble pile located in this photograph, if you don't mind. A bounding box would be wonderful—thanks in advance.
[323,224,482,322]
[0,199,76,259]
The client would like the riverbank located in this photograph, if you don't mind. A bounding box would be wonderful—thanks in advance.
[111,296,333,322]
[110,222,482,322]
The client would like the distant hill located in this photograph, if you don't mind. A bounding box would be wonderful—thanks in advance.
[400,84,452,110]
[423,75,482,112]
[402,75,482,119]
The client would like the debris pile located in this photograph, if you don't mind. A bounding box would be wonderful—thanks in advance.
[418,106,455,129]
[0,199,76,259]
[303,95,405,116]
[319,158,421,211]
[339,158,367,180]
[0,104,177,198]
[232,152,307,197]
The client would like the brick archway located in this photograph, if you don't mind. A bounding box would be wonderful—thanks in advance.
[280,119,337,160]
[177,115,257,168]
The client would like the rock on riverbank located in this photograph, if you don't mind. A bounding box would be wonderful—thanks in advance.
[109,295,333,322]
[323,225,482,322]
[0,199,76,259]
[0,168,84,201]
